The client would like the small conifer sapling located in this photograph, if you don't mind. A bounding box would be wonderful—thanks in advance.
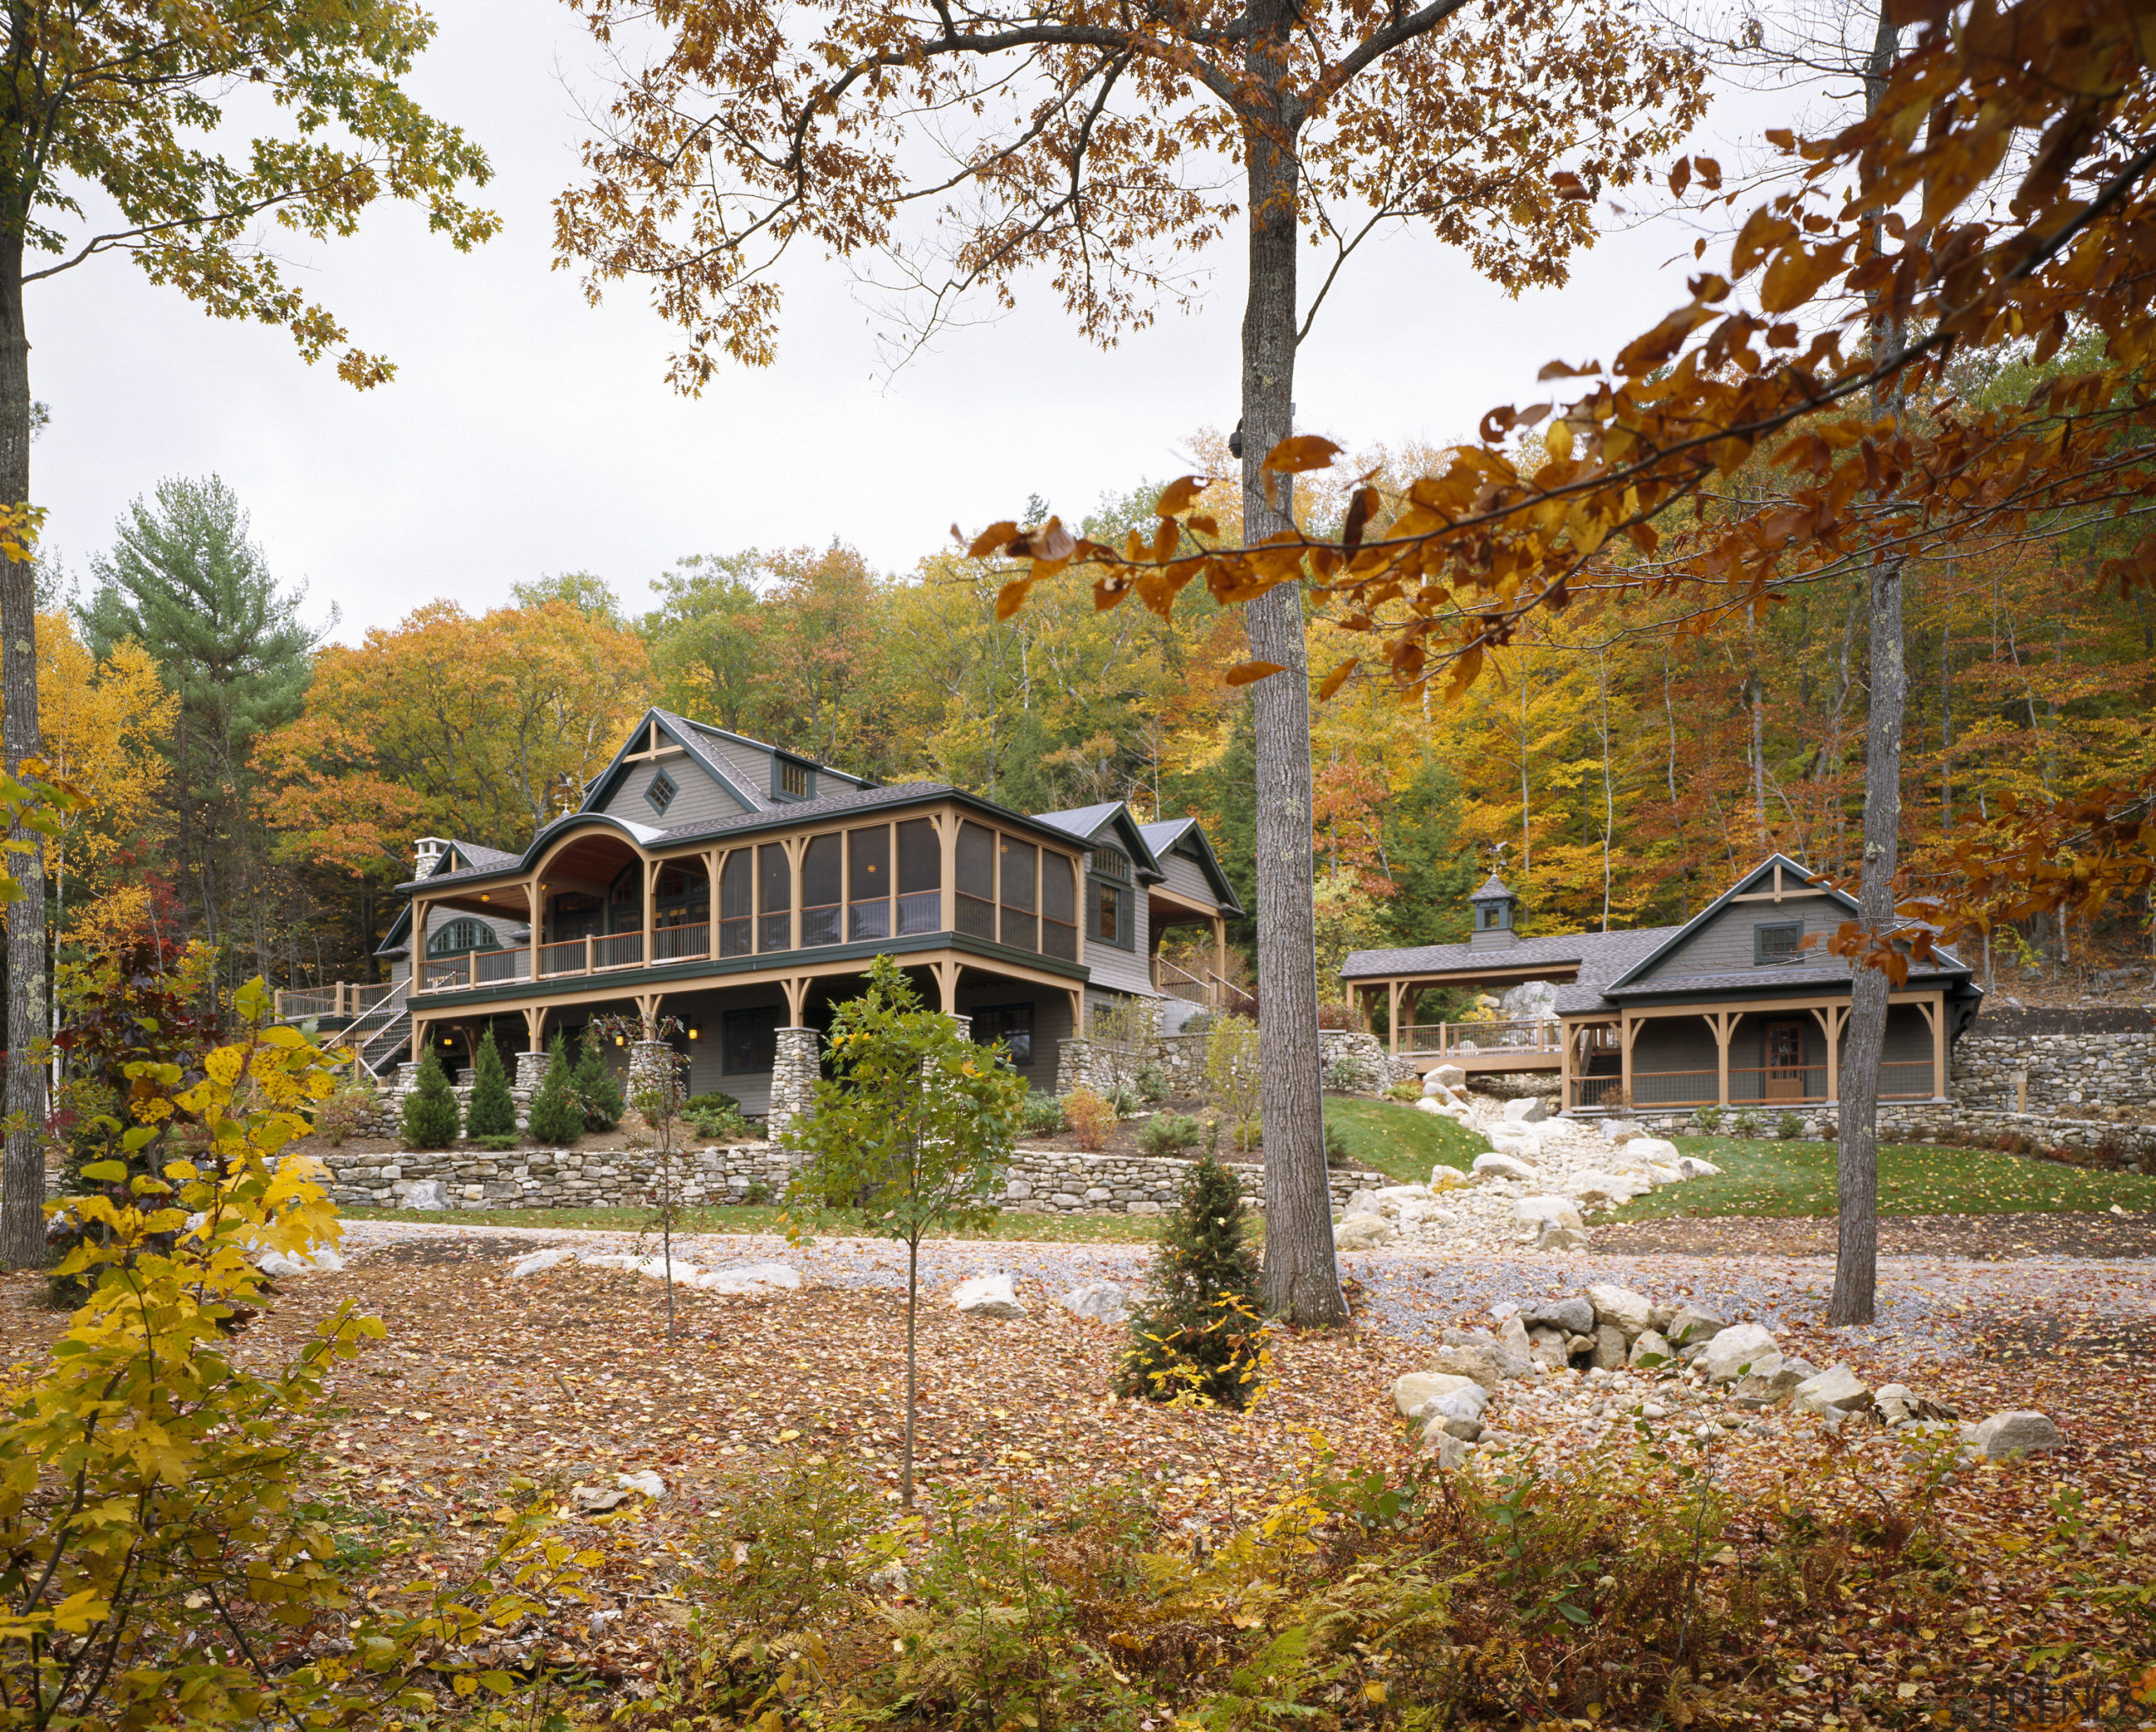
[400,1043,462,1151]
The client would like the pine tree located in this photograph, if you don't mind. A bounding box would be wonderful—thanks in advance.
[1116,1152,1267,1410]
[399,1044,462,1151]
[571,1031,624,1132]
[525,1034,584,1147]
[464,1029,518,1145]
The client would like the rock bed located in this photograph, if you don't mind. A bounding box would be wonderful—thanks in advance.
[1331,1084,1720,1254]
[1389,1278,2064,1474]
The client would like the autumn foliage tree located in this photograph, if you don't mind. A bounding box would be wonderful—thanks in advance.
[990,0,2156,1321]
[0,0,495,1266]
[558,0,1705,1325]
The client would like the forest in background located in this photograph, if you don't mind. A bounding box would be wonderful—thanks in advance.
[29,395,2156,1010]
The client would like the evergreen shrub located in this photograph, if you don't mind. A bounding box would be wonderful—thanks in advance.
[571,1032,625,1131]
[1116,1152,1267,1410]
[464,1029,519,1145]
[399,1045,462,1150]
[525,1034,584,1146]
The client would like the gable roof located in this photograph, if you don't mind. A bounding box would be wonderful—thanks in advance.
[1138,818,1245,917]
[1604,852,1970,990]
[1031,802,1164,882]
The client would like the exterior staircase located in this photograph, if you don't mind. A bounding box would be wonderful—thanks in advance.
[344,980,411,1077]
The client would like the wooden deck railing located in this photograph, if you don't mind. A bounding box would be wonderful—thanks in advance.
[1567,1058,1940,1111]
[1399,1018,1561,1057]
[272,981,399,1023]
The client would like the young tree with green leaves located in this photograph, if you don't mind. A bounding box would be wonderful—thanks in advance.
[782,956,1027,1506]
[0,0,494,1267]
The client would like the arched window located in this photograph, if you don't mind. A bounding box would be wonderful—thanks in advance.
[428,917,500,956]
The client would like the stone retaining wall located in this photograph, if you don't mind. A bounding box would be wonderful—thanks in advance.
[1609,1102,2154,1168]
[320,1138,1385,1216]
[1951,1026,2156,1116]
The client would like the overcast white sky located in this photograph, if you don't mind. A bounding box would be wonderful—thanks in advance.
[32,0,1788,644]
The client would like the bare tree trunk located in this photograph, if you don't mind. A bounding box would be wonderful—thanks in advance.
[902,1235,921,1506]
[0,235,45,1269]
[1241,6,1342,1330]
[1829,0,1907,1329]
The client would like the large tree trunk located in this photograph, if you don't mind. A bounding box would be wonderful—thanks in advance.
[1828,0,1908,1329]
[1828,552,1903,1326]
[1241,13,1343,1330]
[0,234,45,1269]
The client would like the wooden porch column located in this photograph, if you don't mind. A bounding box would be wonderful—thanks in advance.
[786,837,805,951]
[1620,1013,1637,1108]
[412,1015,429,1061]
[1388,981,1403,1057]
[1212,916,1227,1007]
[937,814,956,935]
[1711,1010,1733,1107]
[1925,991,1946,1099]
[529,875,542,979]
[705,849,723,953]
[931,958,959,1013]
[1559,1016,1574,1111]
[643,857,659,967]
[522,1005,547,1050]
[782,975,808,1025]
[635,991,662,1038]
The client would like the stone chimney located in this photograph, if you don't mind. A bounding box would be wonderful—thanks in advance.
[414,836,450,878]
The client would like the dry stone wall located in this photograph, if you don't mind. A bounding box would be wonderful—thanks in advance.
[1950,1026,2156,1116]
[1613,1101,2154,1167]
[318,1139,1385,1216]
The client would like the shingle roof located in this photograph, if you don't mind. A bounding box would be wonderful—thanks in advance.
[1604,962,1967,998]
[451,840,520,871]
[1033,802,1126,841]
[652,707,771,813]
[1338,925,1688,1015]
[1138,818,1194,850]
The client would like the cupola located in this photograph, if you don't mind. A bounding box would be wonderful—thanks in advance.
[1468,872,1518,951]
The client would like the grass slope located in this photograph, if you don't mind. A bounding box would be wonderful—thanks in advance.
[1610,1137,2156,1220]
[1321,1095,1490,1186]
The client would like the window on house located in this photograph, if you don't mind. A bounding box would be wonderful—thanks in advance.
[848,824,890,940]
[1092,879,1128,948]
[428,917,500,955]
[646,768,678,818]
[757,844,792,951]
[896,818,941,934]
[970,1003,1033,1066]
[776,758,811,800]
[955,820,995,940]
[723,1006,782,1074]
[718,850,753,956]
[1041,853,1077,960]
[999,837,1037,951]
[1093,845,1130,882]
[800,833,842,946]
[1754,919,1805,966]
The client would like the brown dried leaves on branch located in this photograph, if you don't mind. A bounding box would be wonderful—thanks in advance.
[968,0,2156,936]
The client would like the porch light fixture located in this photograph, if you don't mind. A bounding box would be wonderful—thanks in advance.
[614,1034,625,1047]
[480,893,490,901]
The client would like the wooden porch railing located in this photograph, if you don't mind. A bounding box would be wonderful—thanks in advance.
[272,981,399,1023]
[1567,1058,1941,1111]
[1397,1018,1561,1057]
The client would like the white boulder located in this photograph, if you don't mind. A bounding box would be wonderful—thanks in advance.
[1392,1371,1491,1421]
[1628,1138,1681,1165]
[1700,1324,1782,1385]
[1372,1185,1434,1212]
[1677,1156,1723,1179]
[1600,1120,1646,1143]
[1502,1096,1551,1124]
[1428,1165,1469,1192]
[694,1261,802,1295]
[1511,1196,1584,1232]
[1472,1151,1538,1183]
[399,1179,451,1211]
[1059,1281,1130,1321]
[953,1272,1027,1318]
[510,1248,579,1279]
[1569,1170,1646,1206]
[1428,1063,1467,1090]
[1627,1328,1676,1369]
[1790,1365,1873,1416]
[1333,1212,1397,1250]
[616,1468,666,1500]
[257,1245,345,1276]
[1972,1411,2063,1458]
[1587,1283,1652,1338]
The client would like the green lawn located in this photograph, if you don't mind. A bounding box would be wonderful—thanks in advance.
[344,1203,1171,1243]
[1323,1095,1490,1186]
[1609,1137,2156,1220]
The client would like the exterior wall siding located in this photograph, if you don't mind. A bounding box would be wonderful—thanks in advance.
[1627,1005,1935,1076]
[606,758,744,830]
[1157,852,1218,909]
[1637,895,1848,980]
[956,983,1069,1094]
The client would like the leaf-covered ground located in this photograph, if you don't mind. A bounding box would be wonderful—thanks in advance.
[1611,1137,2156,1220]
[3,1221,2149,1724]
